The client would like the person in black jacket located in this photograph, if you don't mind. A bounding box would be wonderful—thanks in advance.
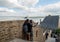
[27,20,38,41]
[45,32,48,40]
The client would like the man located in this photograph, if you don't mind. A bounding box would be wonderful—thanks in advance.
[27,20,38,41]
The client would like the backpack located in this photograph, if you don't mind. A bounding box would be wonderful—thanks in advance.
[23,24,28,32]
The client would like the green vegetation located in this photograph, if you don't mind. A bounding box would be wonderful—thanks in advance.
[55,28,60,35]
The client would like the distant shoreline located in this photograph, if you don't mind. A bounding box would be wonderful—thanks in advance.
[0,16,44,23]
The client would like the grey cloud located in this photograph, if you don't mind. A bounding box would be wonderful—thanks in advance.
[0,0,17,8]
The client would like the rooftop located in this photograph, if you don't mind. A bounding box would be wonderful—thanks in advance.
[40,15,59,29]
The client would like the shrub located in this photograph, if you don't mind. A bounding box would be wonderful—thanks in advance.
[55,29,60,35]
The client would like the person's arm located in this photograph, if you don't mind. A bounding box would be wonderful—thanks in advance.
[32,22,38,27]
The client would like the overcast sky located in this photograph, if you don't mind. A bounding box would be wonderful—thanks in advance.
[0,0,60,16]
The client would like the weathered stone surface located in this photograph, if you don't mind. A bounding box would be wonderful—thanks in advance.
[0,20,24,42]
[0,20,44,42]
[33,26,45,42]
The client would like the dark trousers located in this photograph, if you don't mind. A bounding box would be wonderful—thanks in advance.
[27,31,33,41]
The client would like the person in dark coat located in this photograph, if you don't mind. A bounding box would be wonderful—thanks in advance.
[22,19,29,40]
[45,32,48,40]
[27,20,38,41]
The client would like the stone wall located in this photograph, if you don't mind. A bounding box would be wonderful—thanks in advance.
[0,20,45,42]
[33,26,45,42]
[0,20,24,42]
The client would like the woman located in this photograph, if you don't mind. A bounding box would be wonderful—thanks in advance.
[22,19,29,40]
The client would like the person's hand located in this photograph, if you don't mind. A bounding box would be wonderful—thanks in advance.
[37,22,38,24]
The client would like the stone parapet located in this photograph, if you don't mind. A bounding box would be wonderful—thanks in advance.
[0,20,45,42]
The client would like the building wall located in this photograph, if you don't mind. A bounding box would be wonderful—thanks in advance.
[58,18,60,28]
[33,26,45,42]
[0,20,44,42]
